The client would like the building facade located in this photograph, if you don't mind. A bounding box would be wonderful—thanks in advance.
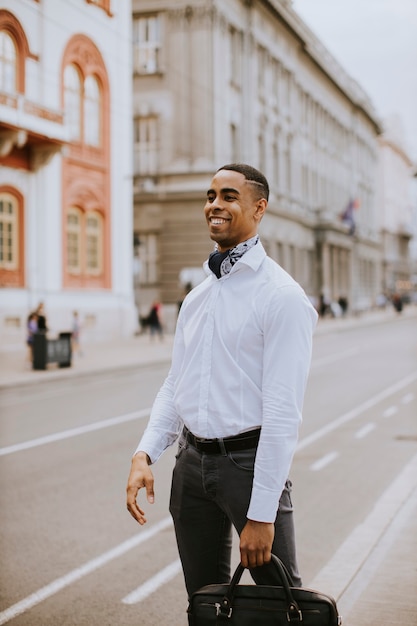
[0,0,136,348]
[132,0,386,318]
[377,127,414,298]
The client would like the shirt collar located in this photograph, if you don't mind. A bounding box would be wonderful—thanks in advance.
[204,239,266,276]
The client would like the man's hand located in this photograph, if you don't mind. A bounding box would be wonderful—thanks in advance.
[126,452,154,525]
[239,519,275,569]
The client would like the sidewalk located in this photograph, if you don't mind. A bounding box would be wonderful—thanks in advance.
[1,306,416,626]
[1,305,414,390]
[0,332,175,390]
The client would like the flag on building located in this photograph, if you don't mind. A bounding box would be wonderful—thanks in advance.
[340,198,359,235]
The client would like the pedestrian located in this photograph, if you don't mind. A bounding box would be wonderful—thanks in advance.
[36,302,48,332]
[147,301,163,340]
[71,310,82,356]
[391,293,403,313]
[26,311,38,365]
[126,163,318,602]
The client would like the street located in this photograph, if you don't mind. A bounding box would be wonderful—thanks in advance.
[0,314,416,625]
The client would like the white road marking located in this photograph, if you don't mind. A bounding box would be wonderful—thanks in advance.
[310,451,339,471]
[0,409,151,457]
[355,423,376,439]
[297,370,417,453]
[3,371,416,460]
[0,517,173,625]
[307,452,417,602]
[122,559,182,605]
[382,405,398,418]
[401,392,414,405]
[337,488,417,619]
[1,371,416,620]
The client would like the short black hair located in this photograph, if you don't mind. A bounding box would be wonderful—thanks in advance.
[217,163,269,201]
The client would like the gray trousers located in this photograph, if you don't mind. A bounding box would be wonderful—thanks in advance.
[169,435,302,598]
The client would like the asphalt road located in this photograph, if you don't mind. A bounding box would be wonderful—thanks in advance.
[0,314,416,625]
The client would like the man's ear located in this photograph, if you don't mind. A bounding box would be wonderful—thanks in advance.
[254,198,267,222]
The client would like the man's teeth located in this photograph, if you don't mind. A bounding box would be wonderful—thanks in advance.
[211,218,226,224]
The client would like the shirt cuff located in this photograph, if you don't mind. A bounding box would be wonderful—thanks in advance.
[246,485,282,523]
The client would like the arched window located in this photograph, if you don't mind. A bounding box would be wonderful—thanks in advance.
[62,35,109,289]
[66,207,103,278]
[64,64,82,141]
[0,30,16,93]
[84,75,101,146]
[85,211,103,274]
[66,207,82,274]
[0,193,18,269]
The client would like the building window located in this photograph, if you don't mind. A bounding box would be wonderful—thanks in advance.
[84,75,101,146]
[64,65,102,146]
[67,207,82,274]
[0,193,18,270]
[64,64,82,141]
[138,233,159,285]
[230,124,239,162]
[133,15,161,74]
[257,46,266,96]
[134,116,158,174]
[86,211,103,274]
[229,26,242,87]
[0,30,16,93]
[66,208,103,277]
[285,135,292,194]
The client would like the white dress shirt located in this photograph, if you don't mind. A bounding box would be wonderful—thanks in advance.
[135,242,318,522]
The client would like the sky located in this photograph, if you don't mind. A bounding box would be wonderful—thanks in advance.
[292,0,417,162]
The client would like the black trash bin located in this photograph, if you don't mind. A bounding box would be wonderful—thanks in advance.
[32,331,72,370]
[32,331,48,370]
[57,332,72,368]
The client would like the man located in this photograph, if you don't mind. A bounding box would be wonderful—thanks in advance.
[126,163,318,599]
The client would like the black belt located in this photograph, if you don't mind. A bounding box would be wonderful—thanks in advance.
[183,426,261,454]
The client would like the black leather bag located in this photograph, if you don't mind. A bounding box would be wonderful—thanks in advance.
[187,555,341,625]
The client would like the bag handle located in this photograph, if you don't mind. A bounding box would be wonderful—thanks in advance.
[216,555,302,622]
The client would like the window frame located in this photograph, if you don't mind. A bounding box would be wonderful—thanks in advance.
[134,116,158,175]
[85,210,103,275]
[133,14,161,75]
[64,64,102,147]
[66,207,104,278]
[0,30,17,94]
[0,187,25,287]
[0,192,19,270]
[66,207,82,275]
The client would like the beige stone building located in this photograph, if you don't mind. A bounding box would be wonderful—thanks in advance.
[377,125,414,298]
[132,0,383,318]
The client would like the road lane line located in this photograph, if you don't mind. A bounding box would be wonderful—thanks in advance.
[297,370,417,453]
[122,559,182,604]
[2,371,416,459]
[355,423,376,439]
[310,451,339,471]
[0,409,151,457]
[382,405,398,418]
[401,392,414,404]
[306,452,417,602]
[337,488,417,619]
[0,516,173,625]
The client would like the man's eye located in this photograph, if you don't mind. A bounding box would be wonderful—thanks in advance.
[225,195,236,201]
[207,195,215,203]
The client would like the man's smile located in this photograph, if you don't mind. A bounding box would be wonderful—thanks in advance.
[209,217,230,224]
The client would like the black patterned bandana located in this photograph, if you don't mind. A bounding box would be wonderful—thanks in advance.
[208,235,259,279]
